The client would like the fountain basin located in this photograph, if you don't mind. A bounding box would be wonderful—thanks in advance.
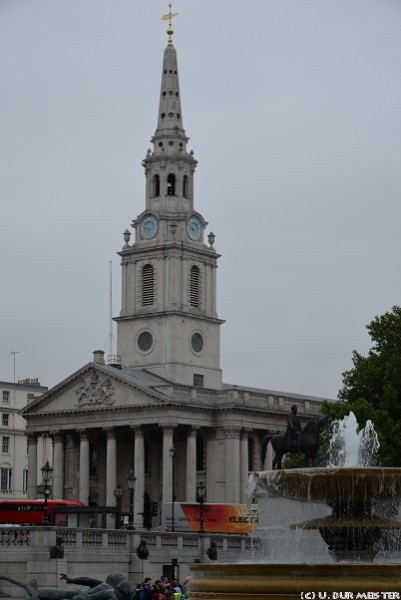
[252,467,401,506]
[189,563,401,599]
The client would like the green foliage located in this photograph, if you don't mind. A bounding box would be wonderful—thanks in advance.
[324,305,401,467]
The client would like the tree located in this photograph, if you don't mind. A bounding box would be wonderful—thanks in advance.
[326,306,401,466]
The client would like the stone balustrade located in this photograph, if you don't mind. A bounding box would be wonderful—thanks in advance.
[0,526,260,597]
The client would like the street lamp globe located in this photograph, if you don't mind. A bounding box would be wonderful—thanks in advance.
[41,459,53,485]
[127,469,136,491]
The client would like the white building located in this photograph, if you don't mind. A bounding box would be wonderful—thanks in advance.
[0,378,48,498]
[21,17,331,525]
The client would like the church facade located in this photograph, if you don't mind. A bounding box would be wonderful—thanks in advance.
[22,19,329,528]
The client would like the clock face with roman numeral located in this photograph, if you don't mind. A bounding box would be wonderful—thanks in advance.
[140,215,158,239]
[187,216,202,240]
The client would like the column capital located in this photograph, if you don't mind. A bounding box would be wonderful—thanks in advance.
[161,423,177,435]
[26,433,38,445]
[77,429,89,441]
[130,425,144,437]
[51,431,64,443]
[188,426,200,438]
[224,427,241,440]
[104,427,116,440]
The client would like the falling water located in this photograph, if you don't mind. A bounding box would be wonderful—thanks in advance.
[328,411,380,467]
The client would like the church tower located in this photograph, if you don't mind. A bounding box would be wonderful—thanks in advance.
[116,9,224,389]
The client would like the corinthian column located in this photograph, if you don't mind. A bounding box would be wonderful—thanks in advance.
[186,427,197,502]
[162,425,175,508]
[27,433,38,498]
[240,430,250,503]
[224,427,241,503]
[105,428,117,507]
[79,430,90,504]
[52,432,64,499]
[133,426,145,528]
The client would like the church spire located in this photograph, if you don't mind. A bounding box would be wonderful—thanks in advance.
[153,5,187,149]
[116,6,223,390]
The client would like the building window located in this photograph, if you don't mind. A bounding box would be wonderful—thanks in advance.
[2,437,10,454]
[193,374,204,388]
[183,175,189,198]
[191,332,204,354]
[167,173,176,196]
[0,468,12,491]
[2,414,9,427]
[142,264,155,306]
[137,331,154,353]
[2,391,10,404]
[189,265,200,308]
[152,174,160,197]
[196,436,205,471]
[23,469,28,493]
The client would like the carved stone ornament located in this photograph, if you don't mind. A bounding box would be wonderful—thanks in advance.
[75,370,115,408]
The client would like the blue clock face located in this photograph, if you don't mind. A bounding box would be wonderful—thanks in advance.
[140,215,158,239]
[187,216,202,240]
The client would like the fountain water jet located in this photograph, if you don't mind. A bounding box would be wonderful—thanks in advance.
[189,413,401,598]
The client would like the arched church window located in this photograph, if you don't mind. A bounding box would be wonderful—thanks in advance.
[152,175,160,197]
[189,265,200,308]
[167,173,176,196]
[183,175,189,198]
[142,264,155,306]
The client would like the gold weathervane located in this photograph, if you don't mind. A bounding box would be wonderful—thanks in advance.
[161,3,179,46]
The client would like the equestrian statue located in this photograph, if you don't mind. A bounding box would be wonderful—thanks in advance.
[262,405,330,470]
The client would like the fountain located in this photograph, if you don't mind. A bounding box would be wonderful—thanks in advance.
[189,413,401,598]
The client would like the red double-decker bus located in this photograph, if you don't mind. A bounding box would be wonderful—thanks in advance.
[0,499,85,526]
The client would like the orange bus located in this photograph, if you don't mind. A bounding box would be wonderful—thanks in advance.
[0,499,85,526]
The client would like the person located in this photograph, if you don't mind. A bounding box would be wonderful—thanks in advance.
[287,405,302,451]
[150,580,165,600]
[160,577,169,593]
[171,580,181,600]
[181,578,190,599]
[139,578,152,600]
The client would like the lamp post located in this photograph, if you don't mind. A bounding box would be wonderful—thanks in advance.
[41,460,53,525]
[196,481,206,534]
[114,483,124,529]
[127,469,136,529]
[169,446,176,532]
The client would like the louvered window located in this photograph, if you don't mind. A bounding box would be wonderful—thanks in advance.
[167,173,176,196]
[153,174,160,197]
[142,264,155,306]
[189,265,200,307]
[183,175,189,198]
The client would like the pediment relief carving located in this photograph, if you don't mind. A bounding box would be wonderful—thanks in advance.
[75,369,115,408]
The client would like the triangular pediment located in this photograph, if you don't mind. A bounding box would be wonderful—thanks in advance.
[21,364,171,417]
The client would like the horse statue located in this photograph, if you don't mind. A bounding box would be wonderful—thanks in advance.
[262,414,330,470]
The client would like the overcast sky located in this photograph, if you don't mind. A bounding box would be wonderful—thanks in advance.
[1,0,400,400]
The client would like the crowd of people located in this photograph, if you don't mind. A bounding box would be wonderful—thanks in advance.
[136,576,190,600]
